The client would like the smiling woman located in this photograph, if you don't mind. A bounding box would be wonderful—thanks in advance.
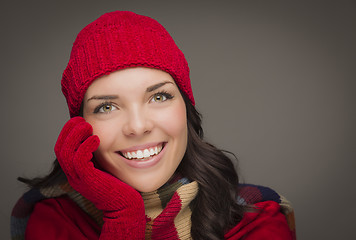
[11,11,295,240]
[83,67,188,193]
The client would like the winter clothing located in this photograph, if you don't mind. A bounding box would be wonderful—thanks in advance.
[62,11,194,118]
[54,117,146,239]
[11,178,296,239]
[12,10,297,240]
[11,116,297,239]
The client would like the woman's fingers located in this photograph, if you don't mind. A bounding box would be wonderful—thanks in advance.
[56,118,93,179]
[73,135,100,179]
[54,117,85,155]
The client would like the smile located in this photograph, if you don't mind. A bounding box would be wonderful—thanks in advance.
[119,143,165,160]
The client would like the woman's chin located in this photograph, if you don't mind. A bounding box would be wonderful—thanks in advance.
[133,182,165,193]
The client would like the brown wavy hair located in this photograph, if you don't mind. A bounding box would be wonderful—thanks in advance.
[177,92,244,239]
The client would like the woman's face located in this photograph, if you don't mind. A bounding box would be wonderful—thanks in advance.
[83,67,188,192]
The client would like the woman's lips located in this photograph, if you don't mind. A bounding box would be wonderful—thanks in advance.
[116,142,167,169]
[120,142,164,160]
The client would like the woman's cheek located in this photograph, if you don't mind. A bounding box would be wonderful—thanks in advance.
[166,102,187,132]
[91,121,116,166]
[151,104,187,141]
[90,121,114,149]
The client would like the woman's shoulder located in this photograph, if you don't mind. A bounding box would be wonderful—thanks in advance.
[237,184,295,225]
[25,196,100,239]
[237,183,285,205]
[11,184,101,240]
[225,183,296,240]
[225,200,295,239]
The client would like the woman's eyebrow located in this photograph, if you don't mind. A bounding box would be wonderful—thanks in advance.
[146,81,173,92]
[86,82,173,102]
[87,95,118,102]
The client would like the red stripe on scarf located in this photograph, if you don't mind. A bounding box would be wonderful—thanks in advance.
[151,192,182,239]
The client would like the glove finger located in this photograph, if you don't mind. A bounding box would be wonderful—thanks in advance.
[72,135,100,183]
[58,121,93,179]
[72,136,144,211]
[54,117,85,156]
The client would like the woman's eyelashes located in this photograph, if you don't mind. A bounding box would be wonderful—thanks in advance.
[150,91,174,103]
[93,102,118,114]
[92,91,174,114]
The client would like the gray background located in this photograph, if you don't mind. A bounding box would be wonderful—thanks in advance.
[1,0,355,239]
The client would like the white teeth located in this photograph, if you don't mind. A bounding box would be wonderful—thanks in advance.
[136,150,143,159]
[143,149,150,158]
[121,144,164,160]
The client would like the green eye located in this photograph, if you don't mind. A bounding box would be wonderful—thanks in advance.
[100,104,113,112]
[152,94,167,102]
[94,103,117,114]
[151,91,173,103]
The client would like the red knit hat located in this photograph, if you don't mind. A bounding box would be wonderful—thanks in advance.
[61,11,194,118]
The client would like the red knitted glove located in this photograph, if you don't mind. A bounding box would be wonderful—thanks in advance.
[55,117,146,239]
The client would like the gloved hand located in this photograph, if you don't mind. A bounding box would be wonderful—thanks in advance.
[55,117,146,239]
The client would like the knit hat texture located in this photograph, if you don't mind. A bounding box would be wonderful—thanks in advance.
[62,11,194,118]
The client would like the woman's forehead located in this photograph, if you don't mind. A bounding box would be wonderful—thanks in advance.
[84,67,177,97]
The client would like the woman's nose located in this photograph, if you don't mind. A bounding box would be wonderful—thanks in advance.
[122,107,153,136]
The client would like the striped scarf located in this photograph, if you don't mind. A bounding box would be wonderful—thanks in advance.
[11,179,295,239]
